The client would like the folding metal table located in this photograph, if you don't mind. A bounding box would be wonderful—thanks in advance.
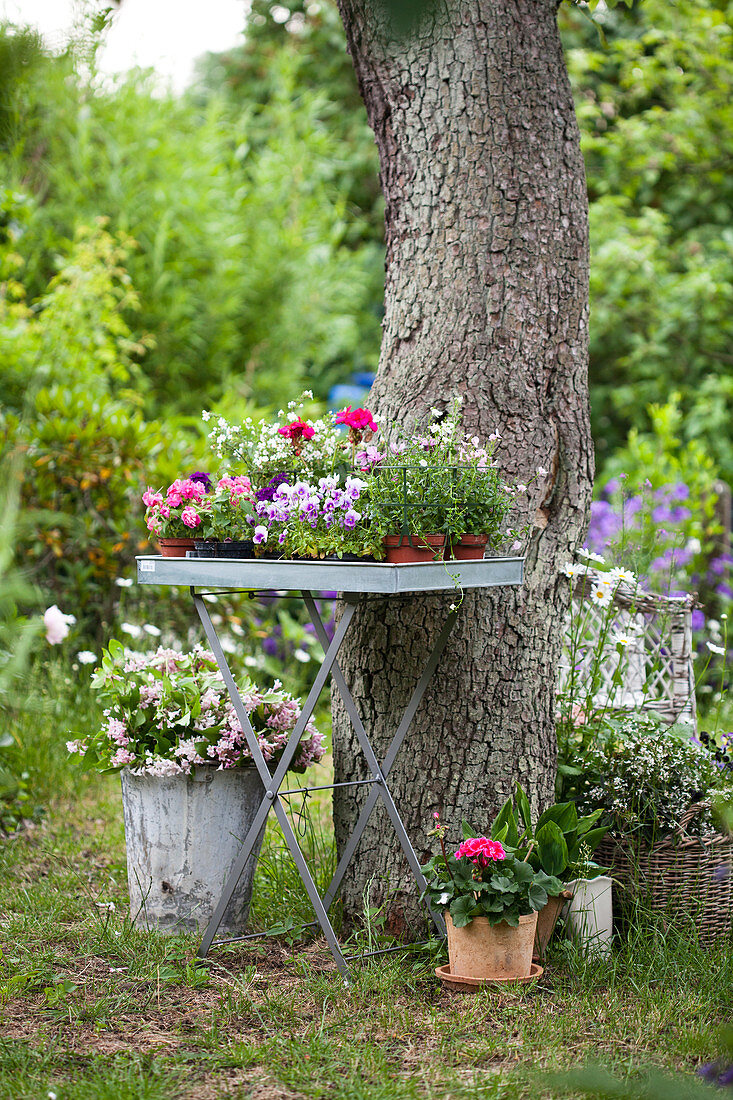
[136,555,524,977]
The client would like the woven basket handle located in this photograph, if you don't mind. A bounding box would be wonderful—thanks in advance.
[674,801,709,841]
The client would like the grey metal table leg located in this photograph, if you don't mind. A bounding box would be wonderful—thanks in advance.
[192,589,357,962]
[272,799,349,977]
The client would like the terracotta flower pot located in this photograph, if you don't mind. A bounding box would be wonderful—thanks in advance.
[157,537,196,558]
[445,911,538,980]
[451,534,489,560]
[534,889,574,959]
[383,534,446,563]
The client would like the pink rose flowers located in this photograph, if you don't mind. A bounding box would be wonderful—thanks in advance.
[143,475,213,539]
[454,836,506,868]
[181,506,202,528]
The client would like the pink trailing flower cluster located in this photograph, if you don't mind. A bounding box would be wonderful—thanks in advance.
[454,836,506,868]
[67,646,325,777]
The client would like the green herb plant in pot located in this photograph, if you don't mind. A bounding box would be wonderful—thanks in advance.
[422,813,562,985]
[489,783,609,957]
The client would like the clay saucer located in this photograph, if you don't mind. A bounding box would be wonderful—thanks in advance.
[435,962,544,993]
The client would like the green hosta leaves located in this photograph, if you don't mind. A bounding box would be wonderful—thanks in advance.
[490,798,519,848]
[568,826,608,864]
[537,802,578,835]
[515,784,532,832]
[577,809,604,835]
[536,821,570,878]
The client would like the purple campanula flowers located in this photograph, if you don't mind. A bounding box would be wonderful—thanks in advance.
[691,609,706,631]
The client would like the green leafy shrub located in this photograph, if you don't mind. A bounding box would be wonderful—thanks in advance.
[2,24,382,414]
[0,222,204,637]
[561,0,733,479]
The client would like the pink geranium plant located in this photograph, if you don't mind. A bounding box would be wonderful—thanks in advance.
[421,812,562,927]
[67,641,325,776]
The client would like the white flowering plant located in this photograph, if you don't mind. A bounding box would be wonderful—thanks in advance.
[204,394,352,487]
[366,401,526,546]
[67,642,325,776]
[561,711,733,844]
[558,552,647,728]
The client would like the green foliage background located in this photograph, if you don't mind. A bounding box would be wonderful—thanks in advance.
[0,0,731,632]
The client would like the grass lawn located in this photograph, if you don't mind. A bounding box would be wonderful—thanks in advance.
[0,669,731,1099]
[1,770,731,1100]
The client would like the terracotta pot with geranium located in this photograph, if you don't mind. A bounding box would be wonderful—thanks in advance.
[422,814,562,986]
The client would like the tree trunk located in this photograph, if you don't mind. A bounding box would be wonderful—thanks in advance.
[332,0,593,932]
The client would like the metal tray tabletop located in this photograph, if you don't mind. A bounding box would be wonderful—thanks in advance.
[136,555,525,594]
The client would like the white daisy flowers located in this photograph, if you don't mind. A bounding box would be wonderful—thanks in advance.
[608,566,638,587]
[562,562,590,578]
[579,550,606,565]
[590,585,613,607]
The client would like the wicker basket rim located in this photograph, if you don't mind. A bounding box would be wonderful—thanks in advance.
[601,830,733,854]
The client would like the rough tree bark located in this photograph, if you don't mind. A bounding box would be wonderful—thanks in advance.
[331,0,593,931]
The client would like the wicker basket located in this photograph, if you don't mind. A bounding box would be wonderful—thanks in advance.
[597,805,733,946]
